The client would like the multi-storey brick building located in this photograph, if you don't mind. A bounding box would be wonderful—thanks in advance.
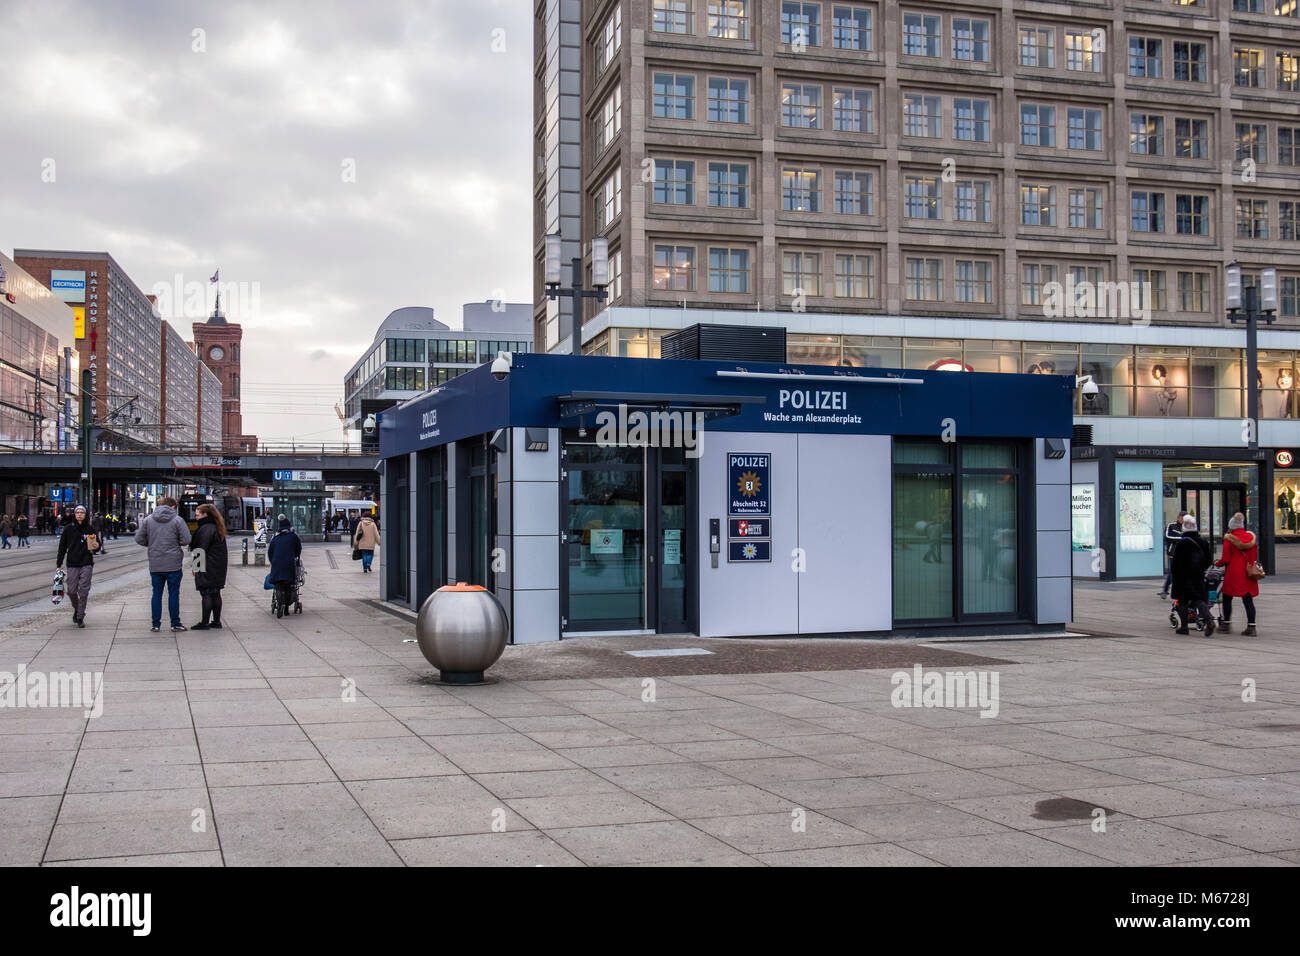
[536,0,1300,576]
[193,298,257,452]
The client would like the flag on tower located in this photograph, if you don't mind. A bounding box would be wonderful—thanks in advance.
[210,269,220,284]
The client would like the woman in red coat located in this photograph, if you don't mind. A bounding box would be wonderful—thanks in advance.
[1215,511,1259,635]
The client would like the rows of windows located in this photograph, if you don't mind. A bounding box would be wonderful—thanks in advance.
[1128,113,1211,158]
[429,339,478,364]
[385,338,425,362]
[1233,119,1300,164]
[1233,45,1300,89]
[651,243,881,299]
[385,366,425,391]
[589,329,1300,420]
[477,340,530,363]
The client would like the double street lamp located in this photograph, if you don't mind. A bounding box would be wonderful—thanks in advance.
[543,234,610,355]
[1225,262,1279,451]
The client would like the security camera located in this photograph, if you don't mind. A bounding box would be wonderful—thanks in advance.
[362,414,377,436]
[1076,374,1099,397]
[491,350,513,382]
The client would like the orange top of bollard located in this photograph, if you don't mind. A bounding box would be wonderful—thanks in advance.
[438,583,488,592]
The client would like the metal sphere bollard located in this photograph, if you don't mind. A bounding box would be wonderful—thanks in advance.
[415,583,508,684]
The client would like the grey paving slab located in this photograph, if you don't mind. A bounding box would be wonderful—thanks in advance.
[346,775,521,839]
[688,810,879,854]
[472,768,623,799]
[899,831,1114,867]
[756,843,944,866]
[1156,809,1300,853]
[543,820,745,866]
[43,851,225,867]
[1035,819,1254,866]
[824,801,1012,841]
[392,831,586,867]
[634,783,794,818]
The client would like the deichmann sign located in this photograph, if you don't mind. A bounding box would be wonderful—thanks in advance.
[50,270,86,303]
[172,455,242,469]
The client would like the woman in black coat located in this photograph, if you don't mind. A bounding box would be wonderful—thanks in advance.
[191,504,229,630]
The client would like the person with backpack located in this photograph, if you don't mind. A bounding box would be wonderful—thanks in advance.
[190,504,229,630]
[135,496,192,633]
[1158,509,1187,599]
[1215,511,1260,636]
[56,505,101,628]
[1170,514,1215,636]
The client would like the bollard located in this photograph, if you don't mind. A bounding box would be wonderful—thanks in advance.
[415,584,508,684]
[242,538,249,566]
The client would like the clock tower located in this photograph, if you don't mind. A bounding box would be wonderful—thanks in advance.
[193,290,257,452]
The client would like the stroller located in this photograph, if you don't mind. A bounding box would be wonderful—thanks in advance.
[270,557,306,618]
[1169,566,1223,632]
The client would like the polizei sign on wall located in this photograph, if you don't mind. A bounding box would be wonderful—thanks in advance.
[728,453,770,516]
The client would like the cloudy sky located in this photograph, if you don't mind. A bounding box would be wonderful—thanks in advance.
[0,0,533,441]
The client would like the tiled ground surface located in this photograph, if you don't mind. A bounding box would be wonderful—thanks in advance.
[1,543,1297,867]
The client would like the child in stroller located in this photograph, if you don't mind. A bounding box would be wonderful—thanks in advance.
[1169,566,1222,632]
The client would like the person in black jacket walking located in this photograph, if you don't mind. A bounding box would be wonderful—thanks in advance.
[1171,515,1215,636]
[1158,509,1187,598]
[190,504,229,630]
[56,505,100,627]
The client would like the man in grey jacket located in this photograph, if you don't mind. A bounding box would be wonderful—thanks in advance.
[135,497,192,632]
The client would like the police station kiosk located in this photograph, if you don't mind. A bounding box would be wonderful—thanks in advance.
[377,353,1074,643]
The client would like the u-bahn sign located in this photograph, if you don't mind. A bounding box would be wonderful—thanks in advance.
[172,455,242,469]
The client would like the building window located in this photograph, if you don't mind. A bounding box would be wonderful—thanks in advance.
[1282,276,1300,317]
[1129,36,1162,78]
[653,244,695,291]
[610,249,623,300]
[833,170,873,215]
[904,175,940,219]
[1177,272,1210,312]
[707,0,748,39]
[708,247,751,292]
[835,254,875,297]
[905,257,943,301]
[653,0,693,34]
[1175,117,1208,158]
[782,251,821,295]
[653,73,695,119]
[1020,104,1055,146]
[1234,48,1266,87]
[903,93,941,137]
[953,98,991,142]
[1281,127,1300,165]
[1173,41,1207,82]
[1237,198,1269,239]
[652,160,694,205]
[955,260,992,303]
[1281,201,1300,240]
[707,162,749,207]
[597,85,622,152]
[1020,263,1057,305]
[1279,52,1300,91]
[954,179,991,222]
[1175,194,1210,235]
[1067,108,1103,151]
[384,366,425,391]
[782,166,822,212]
[952,18,990,62]
[597,4,622,73]
[780,82,822,128]
[1130,114,1164,155]
[1236,123,1268,162]
[1133,270,1168,312]
[1065,29,1102,72]
[831,4,872,51]
[1131,191,1166,232]
[781,1,821,46]
[1069,188,1104,229]
[597,168,622,228]
[902,12,940,57]
[1018,26,1054,68]
[707,77,749,123]
[1280,0,1300,17]
[1020,184,1056,226]
[832,87,874,132]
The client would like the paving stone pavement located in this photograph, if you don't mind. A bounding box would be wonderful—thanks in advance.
[1,541,1297,867]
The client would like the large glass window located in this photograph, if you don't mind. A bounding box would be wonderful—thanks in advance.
[707,0,748,38]
[653,0,693,34]
[707,247,750,293]
[1135,347,1189,417]
[653,73,695,119]
[781,83,822,128]
[831,5,872,50]
[707,162,749,207]
[707,77,749,122]
[782,166,822,211]
[902,12,940,57]
[832,87,874,132]
[782,1,821,45]
[653,245,695,291]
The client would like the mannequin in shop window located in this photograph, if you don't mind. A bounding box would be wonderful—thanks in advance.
[1152,364,1178,416]
[1276,369,1296,419]
[1280,483,1297,533]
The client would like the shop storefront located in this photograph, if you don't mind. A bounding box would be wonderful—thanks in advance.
[378,354,1074,643]
[1072,445,1273,579]
[1272,448,1299,542]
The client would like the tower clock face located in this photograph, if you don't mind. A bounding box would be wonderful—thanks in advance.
[209,345,225,361]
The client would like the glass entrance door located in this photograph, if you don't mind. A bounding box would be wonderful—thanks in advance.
[1181,483,1247,553]
[655,448,690,634]
[564,445,646,631]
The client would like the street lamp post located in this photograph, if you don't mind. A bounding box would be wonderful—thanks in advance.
[542,234,610,355]
[1225,262,1278,451]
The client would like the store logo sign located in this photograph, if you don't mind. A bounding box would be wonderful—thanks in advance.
[1277,450,1294,467]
